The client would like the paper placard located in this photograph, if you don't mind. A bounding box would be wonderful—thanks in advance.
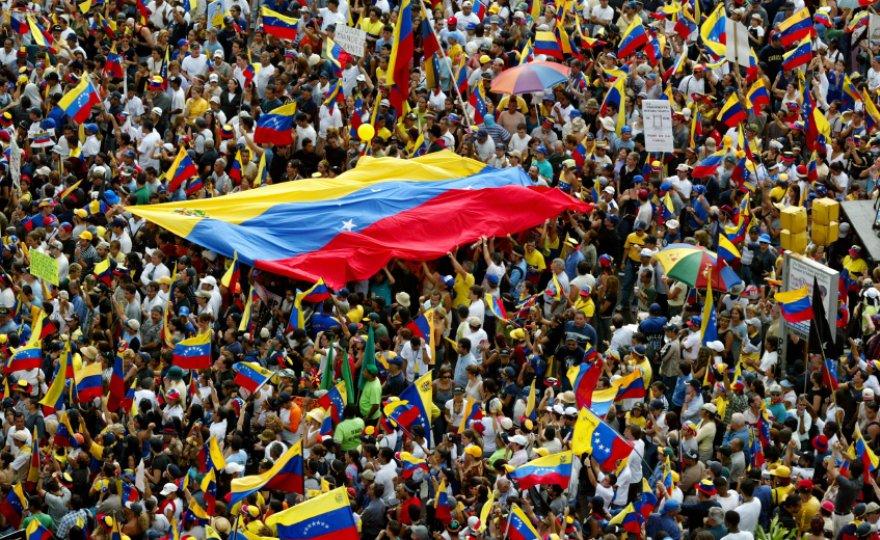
[334,25,367,57]
[30,250,59,286]
[641,99,674,153]
[725,19,752,67]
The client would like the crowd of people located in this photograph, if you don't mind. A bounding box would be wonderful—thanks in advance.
[2,0,880,538]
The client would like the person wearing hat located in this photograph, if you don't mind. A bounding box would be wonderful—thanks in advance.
[795,478,821,533]
[679,479,721,531]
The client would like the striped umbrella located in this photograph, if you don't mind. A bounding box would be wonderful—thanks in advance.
[489,61,571,95]
[653,243,743,292]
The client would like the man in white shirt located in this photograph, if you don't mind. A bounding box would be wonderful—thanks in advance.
[374,449,399,505]
[453,1,480,30]
[678,64,708,96]
[682,317,703,363]
[733,479,762,533]
[666,163,694,199]
[140,249,171,286]
[400,336,431,381]
[589,0,614,29]
[295,114,318,151]
[147,0,174,29]
[461,317,488,351]
[319,0,347,30]
[868,55,880,92]
[180,43,209,79]
[137,121,162,173]
[110,219,132,255]
[318,102,343,138]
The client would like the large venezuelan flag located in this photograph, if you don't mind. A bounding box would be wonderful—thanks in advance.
[394,372,433,445]
[265,487,357,540]
[128,152,586,288]
[700,4,727,58]
[230,441,304,505]
[567,358,602,408]
[7,345,42,373]
[746,79,770,112]
[508,451,573,489]
[691,151,724,178]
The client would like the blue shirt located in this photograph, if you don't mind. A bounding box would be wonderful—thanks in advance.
[509,260,527,294]
[454,353,478,388]
[646,513,681,540]
[563,321,597,347]
[672,374,692,407]
[722,426,751,461]
[564,250,585,280]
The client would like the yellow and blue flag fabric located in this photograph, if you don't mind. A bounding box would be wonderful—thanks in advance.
[599,76,627,135]
[230,441,303,505]
[571,408,632,472]
[127,152,585,289]
[700,5,727,57]
[508,451,573,490]
[774,287,813,323]
[506,504,540,540]
[265,487,357,540]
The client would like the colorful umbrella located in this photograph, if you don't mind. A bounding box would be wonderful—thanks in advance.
[654,243,743,292]
[489,61,571,95]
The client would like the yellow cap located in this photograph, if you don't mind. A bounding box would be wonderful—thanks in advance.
[78,230,93,240]
[479,54,491,64]
[464,444,483,458]
[74,208,88,218]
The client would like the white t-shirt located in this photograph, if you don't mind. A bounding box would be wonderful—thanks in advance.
[734,498,762,533]
[467,299,486,326]
[720,532,754,540]
[180,53,209,78]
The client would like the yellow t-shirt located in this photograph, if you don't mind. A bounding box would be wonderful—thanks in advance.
[524,249,546,272]
[633,357,653,386]
[573,296,595,319]
[185,97,209,124]
[359,18,383,37]
[844,255,868,280]
[541,236,560,257]
[346,305,364,323]
[624,232,646,262]
[453,272,475,308]
[771,483,795,505]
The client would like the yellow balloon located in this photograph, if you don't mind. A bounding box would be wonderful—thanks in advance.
[357,123,376,141]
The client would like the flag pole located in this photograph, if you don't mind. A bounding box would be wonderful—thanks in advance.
[416,0,474,130]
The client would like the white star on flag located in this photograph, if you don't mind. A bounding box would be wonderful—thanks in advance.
[341,219,355,231]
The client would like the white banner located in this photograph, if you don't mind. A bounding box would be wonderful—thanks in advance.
[334,25,367,57]
[725,19,751,67]
[641,100,674,153]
